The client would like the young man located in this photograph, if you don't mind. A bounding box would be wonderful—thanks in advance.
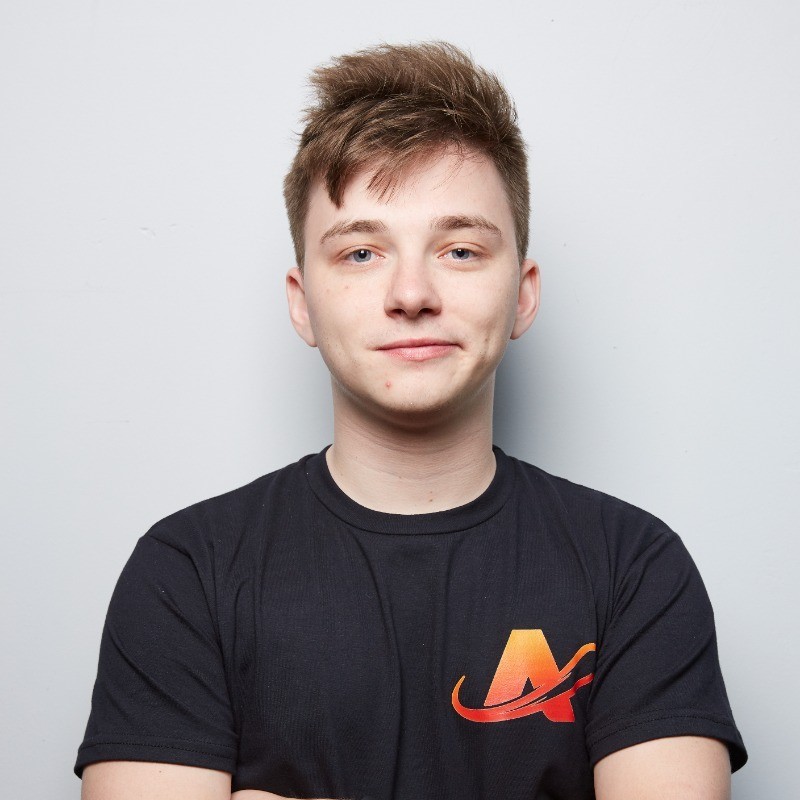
[76,43,746,799]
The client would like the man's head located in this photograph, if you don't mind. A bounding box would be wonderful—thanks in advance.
[284,43,539,430]
[284,42,530,268]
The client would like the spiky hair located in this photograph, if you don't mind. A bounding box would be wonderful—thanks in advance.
[284,42,529,266]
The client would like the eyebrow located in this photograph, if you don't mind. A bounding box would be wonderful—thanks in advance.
[320,219,388,245]
[318,214,503,246]
[431,215,503,237]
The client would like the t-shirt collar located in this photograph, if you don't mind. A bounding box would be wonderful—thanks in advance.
[303,445,514,535]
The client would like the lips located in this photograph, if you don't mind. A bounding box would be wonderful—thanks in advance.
[377,338,458,362]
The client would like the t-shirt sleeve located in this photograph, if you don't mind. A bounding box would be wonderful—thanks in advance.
[583,503,747,771]
[75,529,238,777]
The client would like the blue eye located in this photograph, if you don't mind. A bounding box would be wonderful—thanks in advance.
[450,248,473,260]
[348,248,373,263]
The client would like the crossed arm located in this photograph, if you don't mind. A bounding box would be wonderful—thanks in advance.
[81,735,731,800]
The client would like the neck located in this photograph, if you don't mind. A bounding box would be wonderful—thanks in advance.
[326,385,497,514]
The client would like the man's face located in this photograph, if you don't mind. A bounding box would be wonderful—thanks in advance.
[287,148,539,428]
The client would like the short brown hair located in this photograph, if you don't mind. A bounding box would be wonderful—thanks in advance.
[283,42,529,267]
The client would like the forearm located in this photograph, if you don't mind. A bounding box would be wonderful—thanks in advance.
[231,793,337,799]
[82,766,341,800]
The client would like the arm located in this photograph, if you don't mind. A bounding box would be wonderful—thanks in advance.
[75,535,239,781]
[81,762,231,800]
[81,762,338,800]
[584,508,746,775]
[594,736,731,800]
[231,793,336,799]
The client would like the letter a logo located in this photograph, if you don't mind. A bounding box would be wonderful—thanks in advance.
[451,629,595,723]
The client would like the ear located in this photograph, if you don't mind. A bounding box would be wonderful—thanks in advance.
[510,258,540,340]
[286,267,317,347]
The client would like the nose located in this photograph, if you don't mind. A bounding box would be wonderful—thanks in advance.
[384,255,442,319]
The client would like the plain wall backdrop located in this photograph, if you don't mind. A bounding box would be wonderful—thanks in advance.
[2,1,798,796]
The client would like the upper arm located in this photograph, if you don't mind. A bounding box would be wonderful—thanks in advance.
[594,736,731,800]
[81,761,231,800]
[584,511,746,770]
[75,534,238,777]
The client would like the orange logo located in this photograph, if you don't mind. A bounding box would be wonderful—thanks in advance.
[452,629,596,723]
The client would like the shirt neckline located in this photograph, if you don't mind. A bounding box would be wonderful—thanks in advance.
[303,445,514,535]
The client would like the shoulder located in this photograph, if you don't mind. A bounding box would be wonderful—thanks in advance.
[141,453,317,559]
[506,454,688,577]
[510,455,675,537]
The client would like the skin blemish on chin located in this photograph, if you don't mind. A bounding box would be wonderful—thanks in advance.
[385,380,392,389]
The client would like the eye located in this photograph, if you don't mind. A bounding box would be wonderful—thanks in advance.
[448,247,474,261]
[345,248,374,264]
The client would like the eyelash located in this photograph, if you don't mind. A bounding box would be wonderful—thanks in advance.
[343,248,376,264]
[342,247,478,264]
[445,247,475,261]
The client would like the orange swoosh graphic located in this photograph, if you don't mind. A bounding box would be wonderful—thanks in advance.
[452,641,596,723]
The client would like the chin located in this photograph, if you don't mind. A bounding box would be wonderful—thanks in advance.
[333,369,495,429]
[364,384,491,431]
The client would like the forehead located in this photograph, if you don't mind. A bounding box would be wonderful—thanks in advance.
[304,149,515,239]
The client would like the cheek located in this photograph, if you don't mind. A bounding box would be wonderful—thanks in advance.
[305,288,363,352]
[473,285,519,346]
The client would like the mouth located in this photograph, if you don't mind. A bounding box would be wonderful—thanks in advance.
[377,338,458,362]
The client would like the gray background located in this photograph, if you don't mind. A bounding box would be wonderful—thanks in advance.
[2,1,797,797]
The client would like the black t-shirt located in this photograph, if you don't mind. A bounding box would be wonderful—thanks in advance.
[76,448,746,798]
